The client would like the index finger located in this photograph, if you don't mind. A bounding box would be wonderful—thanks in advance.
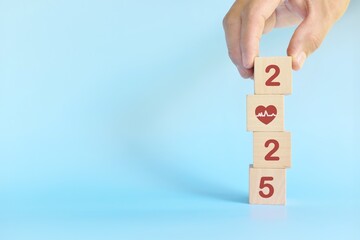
[223,1,253,78]
[240,0,281,69]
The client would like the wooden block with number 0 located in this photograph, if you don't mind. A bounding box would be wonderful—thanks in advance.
[254,56,292,95]
[249,165,286,205]
[253,132,291,168]
[247,95,284,132]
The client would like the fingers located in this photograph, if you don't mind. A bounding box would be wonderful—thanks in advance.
[223,0,280,78]
[224,0,350,75]
[240,0,282,69]
[224,0,296,78]
[275,2,303,28]
[287,13,332,70]
[223,2,253,78]
[286,0,351,70]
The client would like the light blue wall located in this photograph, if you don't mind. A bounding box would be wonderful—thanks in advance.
[0,1,359,239]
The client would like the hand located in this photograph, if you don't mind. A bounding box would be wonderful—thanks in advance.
[223,0,350,78]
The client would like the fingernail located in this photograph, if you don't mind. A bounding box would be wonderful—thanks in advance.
[297,52,306,69]
[236,65,249,79]
[243,61,251,69]
[242,52,253,69]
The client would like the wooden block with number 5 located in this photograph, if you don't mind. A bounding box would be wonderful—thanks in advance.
[254,56,292,95]
[249,165,286,205]
[247,95,284,132]
[253,132,291,168]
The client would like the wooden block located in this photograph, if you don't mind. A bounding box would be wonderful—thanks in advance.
[249,165,286,205]
[254,56,292,95]
[246,95,284,132]
[253,132,291,168]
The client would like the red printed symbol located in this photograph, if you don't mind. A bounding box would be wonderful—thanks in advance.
[265,64,281,86]
[264,139,280,161]
[255,105,277,125]
[259,176,274,198]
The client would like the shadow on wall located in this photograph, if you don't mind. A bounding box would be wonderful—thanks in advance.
[116,32,247,204]
[125,142,248,204]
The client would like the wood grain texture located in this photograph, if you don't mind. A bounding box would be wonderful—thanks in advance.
[253,132,291,168]
[249,165,286,205]
[246,95,284,132]
[254,56,292,95]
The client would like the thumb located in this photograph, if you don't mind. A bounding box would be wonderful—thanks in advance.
[287,16,332,70]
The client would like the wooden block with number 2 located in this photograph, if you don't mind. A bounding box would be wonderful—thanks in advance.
[254,56,292,95]
[249,165,286,205]
[253,132,291,168]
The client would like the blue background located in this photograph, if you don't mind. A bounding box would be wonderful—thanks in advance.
[0,1,359,239]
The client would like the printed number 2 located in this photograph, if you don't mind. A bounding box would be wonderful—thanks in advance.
[259,176,274,198]
[264,139,280,161]
[265,65,280,86]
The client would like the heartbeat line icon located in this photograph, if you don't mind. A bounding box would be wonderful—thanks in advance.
[256,111,277,118]
[255,105,277,125]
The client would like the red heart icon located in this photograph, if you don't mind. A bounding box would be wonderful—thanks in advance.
[255,105,277,125]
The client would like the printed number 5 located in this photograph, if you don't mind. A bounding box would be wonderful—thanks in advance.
[259,176,274,198]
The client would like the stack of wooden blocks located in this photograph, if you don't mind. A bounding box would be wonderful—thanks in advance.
[247,56,292,205]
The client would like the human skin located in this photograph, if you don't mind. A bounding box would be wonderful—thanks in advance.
[223,0,350,78]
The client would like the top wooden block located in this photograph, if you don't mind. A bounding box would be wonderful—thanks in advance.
[254,56,292,95]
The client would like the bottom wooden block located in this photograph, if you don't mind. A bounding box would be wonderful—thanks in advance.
[249,165,286,205]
